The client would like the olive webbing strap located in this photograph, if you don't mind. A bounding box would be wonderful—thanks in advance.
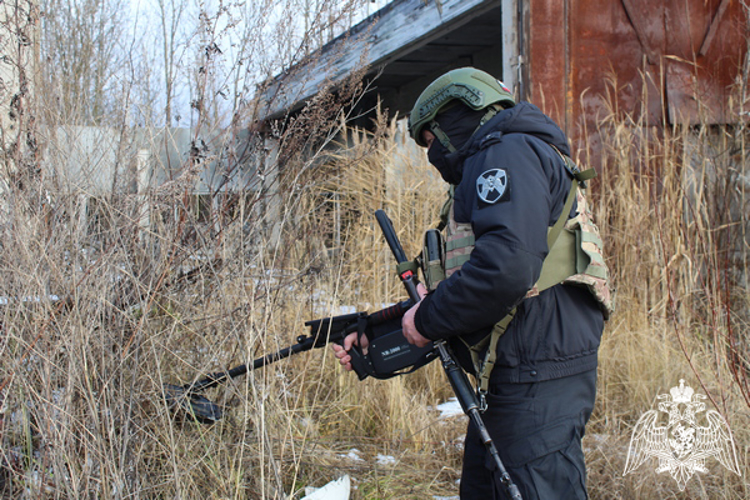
[437,185,455,232]
[469,169,589,409]
[396,260,419,276]
[547,174,578,249]
[473,104,501,133]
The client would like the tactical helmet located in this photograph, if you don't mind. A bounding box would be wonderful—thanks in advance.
[408,67,515,147]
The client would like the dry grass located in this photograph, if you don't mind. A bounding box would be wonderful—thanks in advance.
[582,80,749,499]
[1,96,749,500]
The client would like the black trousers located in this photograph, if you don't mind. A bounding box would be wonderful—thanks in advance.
[459,369,597,500]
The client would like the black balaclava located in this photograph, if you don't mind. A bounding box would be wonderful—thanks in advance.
[427,103,486,185]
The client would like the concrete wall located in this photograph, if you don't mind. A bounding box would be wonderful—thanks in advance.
[42,125,259,197]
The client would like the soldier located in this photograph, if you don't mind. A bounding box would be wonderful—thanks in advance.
[336,67,612,499]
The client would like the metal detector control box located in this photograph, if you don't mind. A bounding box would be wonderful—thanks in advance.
[367,327,434,376]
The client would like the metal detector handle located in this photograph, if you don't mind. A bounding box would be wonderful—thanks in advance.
[375,209,421,303]
[341,300,414,381]
[369,299,413,324]
[346,344,371,381]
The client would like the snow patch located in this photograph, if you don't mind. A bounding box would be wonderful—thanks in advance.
[435,397,464,419]
[338,448,364,462]
[301,474,350,500]
[375,454,397,465]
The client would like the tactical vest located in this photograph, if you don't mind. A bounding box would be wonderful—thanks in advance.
[422,152,613,409]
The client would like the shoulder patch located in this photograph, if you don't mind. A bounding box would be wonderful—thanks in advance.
[476,168,509,204]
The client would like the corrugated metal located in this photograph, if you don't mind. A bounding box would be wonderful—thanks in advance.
[528,0,747,153]
[662,0,745,124]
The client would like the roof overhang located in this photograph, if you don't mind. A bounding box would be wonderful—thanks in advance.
[259,0,505,124]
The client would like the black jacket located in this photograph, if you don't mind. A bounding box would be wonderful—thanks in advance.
[414,102,604,383]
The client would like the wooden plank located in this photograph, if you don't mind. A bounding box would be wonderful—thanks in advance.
[260,0,502,119]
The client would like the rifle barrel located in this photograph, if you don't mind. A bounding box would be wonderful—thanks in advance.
[375,210,409,263]
[375,210,421,303]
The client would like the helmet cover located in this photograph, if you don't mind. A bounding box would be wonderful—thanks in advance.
[409,67,515,147]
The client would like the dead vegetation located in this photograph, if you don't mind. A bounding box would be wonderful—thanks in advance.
[0,1,748,499]
[2,99,748,498]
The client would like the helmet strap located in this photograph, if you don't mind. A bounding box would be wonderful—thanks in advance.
[428,121,457,153]
[472,104,503,136]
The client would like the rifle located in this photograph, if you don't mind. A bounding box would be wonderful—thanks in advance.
[164,298,435,423]
[374,209,522,500]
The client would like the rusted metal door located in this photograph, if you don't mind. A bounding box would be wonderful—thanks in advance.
[527,0,747,153]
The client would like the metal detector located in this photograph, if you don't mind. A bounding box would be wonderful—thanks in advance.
[163,301,434,423]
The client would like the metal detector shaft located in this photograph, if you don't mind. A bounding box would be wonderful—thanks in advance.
[375,208,522,500]
[182,300,411,393]
[185,336,317,393]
